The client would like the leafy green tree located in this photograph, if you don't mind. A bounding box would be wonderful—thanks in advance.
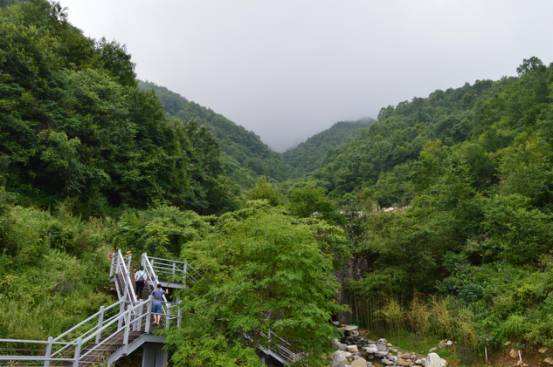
[245,176,282,206]
[169,205,342,366]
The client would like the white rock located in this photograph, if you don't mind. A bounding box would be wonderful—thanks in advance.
[347,345,359,353]
[332,351,350,367]
[376,339,388,352]
[425,352,447,367]
[364,344,378,354]
[351,357,368,367]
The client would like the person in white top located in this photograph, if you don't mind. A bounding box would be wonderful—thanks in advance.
[134,268,147,299]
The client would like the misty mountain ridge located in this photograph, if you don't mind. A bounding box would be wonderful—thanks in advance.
[139,81,290,186]
[283,117,375,177]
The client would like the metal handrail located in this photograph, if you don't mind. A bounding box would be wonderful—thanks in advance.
[53,300,122,343]
[0,249,304,366]
[115,249,138,304]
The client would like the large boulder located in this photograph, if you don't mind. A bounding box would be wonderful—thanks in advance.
[425,353,447,367]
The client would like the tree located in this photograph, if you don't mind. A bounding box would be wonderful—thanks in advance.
[169,205,342,366]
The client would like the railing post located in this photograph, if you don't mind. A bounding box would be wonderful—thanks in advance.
[126,253,131,270]
[95,305,105,344]
[73,337,82,367]
[145,296,152,333]
[165,303,171,329]
[136,302,143,331]
[43,336,53,367]
[118,299,125,329]
[123,305,131,348]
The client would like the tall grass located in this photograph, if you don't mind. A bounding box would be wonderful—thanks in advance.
[343,289,479,351]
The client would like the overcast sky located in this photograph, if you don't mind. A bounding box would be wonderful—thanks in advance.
[58,0,553,151]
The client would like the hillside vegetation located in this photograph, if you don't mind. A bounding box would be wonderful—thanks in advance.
[0,2,340,366]
[140,81,289,186]
[320,58,553,360]
[3,0,553,365]
[283,118,374,177]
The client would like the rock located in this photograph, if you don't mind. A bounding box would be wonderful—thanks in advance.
[343,325,360,336]
[364,344,378,354]
[333,338,347,351]
[540,347,549,354]
[344,325,359,332]
[415,358,425,365]
[332,351,351,367]
[376,339,388,352]
[381,357,394,365]
[398,358,414,367]
[425,352,447,367]
[445,340,453,347]
[375,350,389,358]
[346,345,359,353]
[509,348,519,359]
[351,357,368,367]
[544,357,553,365]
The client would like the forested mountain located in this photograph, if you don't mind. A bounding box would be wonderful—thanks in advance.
[0,3,337,365]
[319,58,553,359]
[0,1,235,215]
[283,118,374,177]
[139,81,289,185]
[3,0,553,365]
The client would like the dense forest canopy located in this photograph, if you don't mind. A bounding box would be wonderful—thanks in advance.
[320,57,553,356]
[283,118,374,177]
[2,0,553,366]
[0,0,234,215]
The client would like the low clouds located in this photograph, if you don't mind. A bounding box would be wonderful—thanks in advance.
[60,0,553,151]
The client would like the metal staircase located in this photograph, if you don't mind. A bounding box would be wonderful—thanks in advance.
[0,250,301,366]
[0,250,175,366]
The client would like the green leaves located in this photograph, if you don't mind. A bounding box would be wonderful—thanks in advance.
[0,1,234,215]
[169,205,342,366]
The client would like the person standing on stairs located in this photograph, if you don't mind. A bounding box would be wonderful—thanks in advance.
[134,267,147,299]
[152,284,166,326]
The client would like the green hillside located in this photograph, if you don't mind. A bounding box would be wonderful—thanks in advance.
[3,0,553,365]
[0,2,337,365]
[317,58,553,358]
[283,118,374,177]
[139,81,289,186]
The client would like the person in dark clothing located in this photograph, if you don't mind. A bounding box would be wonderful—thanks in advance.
[134,267,147,299]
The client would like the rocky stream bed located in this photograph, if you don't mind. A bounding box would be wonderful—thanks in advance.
[331,325,448,367]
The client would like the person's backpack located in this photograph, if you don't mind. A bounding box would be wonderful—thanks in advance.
[137,270,146,281]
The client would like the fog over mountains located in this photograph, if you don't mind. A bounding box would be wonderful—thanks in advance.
[59,0,553,150]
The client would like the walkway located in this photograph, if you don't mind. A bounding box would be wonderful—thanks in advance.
[0,250,301,366]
